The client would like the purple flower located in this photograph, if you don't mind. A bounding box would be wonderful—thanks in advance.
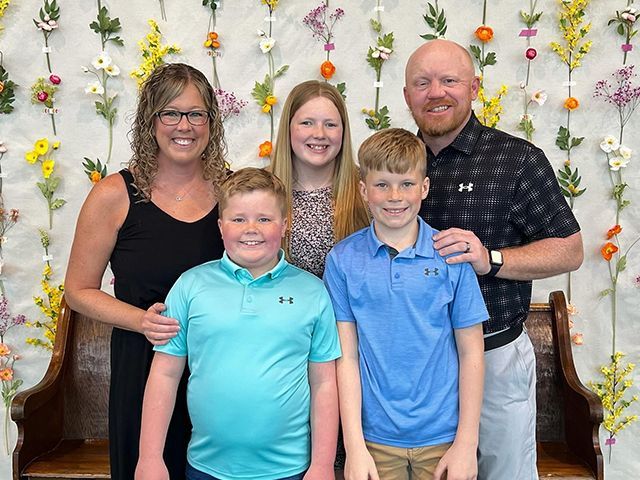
[0,295,27,338]
[214,89,248,121]
[594,65,640,128]
[302,3,345,43]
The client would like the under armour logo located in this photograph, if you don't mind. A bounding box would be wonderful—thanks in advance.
[458,183,474,192]
[278,296,294,304]
[424,268,439,276]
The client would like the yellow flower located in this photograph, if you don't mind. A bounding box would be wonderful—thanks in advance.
[265,95,277,106]
[90,171,102,184]
[42,159,55,179]
[25,151,39,164]
[262,103,272,113]
[52,141,60,150]
[34,137,49,156]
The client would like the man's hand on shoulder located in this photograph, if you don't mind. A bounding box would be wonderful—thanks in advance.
[432,227,490,275]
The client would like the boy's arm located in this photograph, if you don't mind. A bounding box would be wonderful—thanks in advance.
[337,322,379,480]
[433,323,484,480]
[135,352,187,480]
[305,360,339,480]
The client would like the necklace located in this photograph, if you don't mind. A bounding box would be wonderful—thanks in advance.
[293,178,332,192]
[160,179,201,202]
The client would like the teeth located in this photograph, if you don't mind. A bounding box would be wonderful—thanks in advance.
[308,144,328,151]
[173,138,193,145]
[429,105,449,112]
[242,241,262,246]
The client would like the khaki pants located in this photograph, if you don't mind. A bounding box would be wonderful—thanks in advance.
[365,440,452,480]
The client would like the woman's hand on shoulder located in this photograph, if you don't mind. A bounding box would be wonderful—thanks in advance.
[140,303,180,345]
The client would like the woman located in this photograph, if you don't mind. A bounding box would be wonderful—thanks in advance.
[270,80,370,476]
[65,63,227,480]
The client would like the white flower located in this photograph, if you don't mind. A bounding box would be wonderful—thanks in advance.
[622,7,637,23]
[530,90,547,106]
[85,82,105,95]
[618,145,632,159]
[43,14,50,21]
[81,66,90,73]
[600,135,620,153]
[104,64,121,77]
[609,156,630,171]
[48,20,58,29]
[92,52,112,70]
[0,144,7,154]
[259,37,276,53]
[38,22,52,31]
[519,81,527,89]
[257,29,266,37]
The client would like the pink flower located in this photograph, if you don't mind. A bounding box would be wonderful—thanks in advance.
[49,74,61,85]
[571,333,584,346]
[525,48,537,60]
[37,91,49,102]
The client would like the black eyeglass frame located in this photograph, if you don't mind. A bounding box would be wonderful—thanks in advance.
[155,110,213,126]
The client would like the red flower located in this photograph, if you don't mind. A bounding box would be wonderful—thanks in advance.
[320,60,336,80]
[607,225,622,239]
[37,91,49,102]
[525,48,537,60]
[601,242,619,261]
[474,25,494,43]
[49,74,61,85]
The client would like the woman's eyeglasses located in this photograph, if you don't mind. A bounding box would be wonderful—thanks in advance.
[156,110,211,126]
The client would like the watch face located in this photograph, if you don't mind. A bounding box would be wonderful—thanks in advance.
[490,250,503,265]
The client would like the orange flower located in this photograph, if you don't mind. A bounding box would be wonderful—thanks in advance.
[320,60,336,80]
[607,225,622,239]
[601,242,619,261]
[0,81,4,94]
[258,141,273,158]
[90,171,103,184]
[563,97,579,110]
[208,32,218,40]
[0,367,13,381]
[571,333,584,346]
[474,25,494,43]
[0,343,10,357]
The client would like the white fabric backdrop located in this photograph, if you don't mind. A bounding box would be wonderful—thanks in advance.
[0,1,638,478]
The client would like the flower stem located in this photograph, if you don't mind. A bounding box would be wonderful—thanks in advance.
[4,405,10,456]
[44,34,52,73]
[50,113,57,136]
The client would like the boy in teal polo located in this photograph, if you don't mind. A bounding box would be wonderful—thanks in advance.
[323,129,487,480]
[136,168,341,480]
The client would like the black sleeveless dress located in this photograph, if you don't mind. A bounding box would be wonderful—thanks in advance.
[108,169,224,480]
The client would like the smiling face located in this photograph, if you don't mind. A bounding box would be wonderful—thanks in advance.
[154,82,210,167]
[289,96,344,179]
[404,40,479,149]
[360,167,429,244]
[218,190,288,278]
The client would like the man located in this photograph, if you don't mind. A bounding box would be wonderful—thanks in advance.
[403,39,583,480]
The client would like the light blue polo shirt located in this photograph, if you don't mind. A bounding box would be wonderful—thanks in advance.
[156,251,341,480]
[324,217,487,448]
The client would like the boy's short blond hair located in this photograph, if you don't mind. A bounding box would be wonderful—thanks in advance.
[358,128,427,179]
[218,167,288,216]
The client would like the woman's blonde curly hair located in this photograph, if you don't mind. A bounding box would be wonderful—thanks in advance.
[128,63,227,200]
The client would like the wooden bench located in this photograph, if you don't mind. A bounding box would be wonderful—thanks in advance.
[11,291,603,479]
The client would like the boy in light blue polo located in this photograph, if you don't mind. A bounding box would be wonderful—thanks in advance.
[136,168,341,480]
[323,129,487,480]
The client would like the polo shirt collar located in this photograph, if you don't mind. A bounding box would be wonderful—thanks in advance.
[418,112,483,157]
[220,249,288,282]
[365,218,435,259]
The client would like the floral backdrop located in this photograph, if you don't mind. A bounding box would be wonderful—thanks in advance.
[0,1,639,478]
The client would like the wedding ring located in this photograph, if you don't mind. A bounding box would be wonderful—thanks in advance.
[464,242,471,253]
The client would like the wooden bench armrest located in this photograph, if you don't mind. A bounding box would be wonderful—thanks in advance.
[11,297,74,479]
[548,290,604,479]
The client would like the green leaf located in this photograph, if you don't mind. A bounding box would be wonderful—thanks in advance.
[484,52,497,66]
[51,199,66,210]
[617,255,627,273]
[570,136,585,147]
[336,82,346,99]
[273,65,289,78]
[420,34,438,40]
[599,288,613,298]
[428,3,437,17]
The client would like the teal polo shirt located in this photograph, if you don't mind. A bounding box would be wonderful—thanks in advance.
[324,218,487,448]
[156,251,341,480]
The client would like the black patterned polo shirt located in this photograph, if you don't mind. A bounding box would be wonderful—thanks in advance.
[419,113,580,333]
